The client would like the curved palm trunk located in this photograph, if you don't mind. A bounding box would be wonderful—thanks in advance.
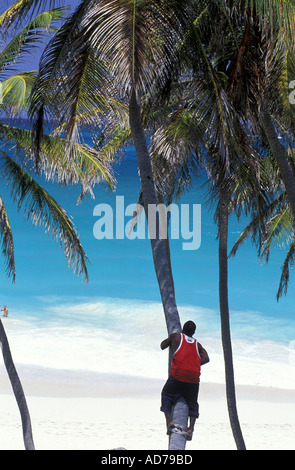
[219,189,246,451]
[129,89,181,334]
[0,320,35,450]
[129,89,188,450]
[261,105,295,219]
[168,397,189,450]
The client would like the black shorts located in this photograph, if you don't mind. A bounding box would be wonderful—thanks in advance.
[160,376,199,418]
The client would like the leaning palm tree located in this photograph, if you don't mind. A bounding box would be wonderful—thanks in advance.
[224,1,295,221]
[150,104,252,452]
[202,0,295,448]
[207,0,295,308]
[29,0,188,338]
[0,2,114,450]
[149,1,272,449]
[169,6,254,449]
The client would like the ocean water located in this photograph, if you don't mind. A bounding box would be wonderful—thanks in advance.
[1,142,295,390]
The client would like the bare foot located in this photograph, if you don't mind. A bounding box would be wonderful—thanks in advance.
[167,422,175,435]
[186,428,193,441]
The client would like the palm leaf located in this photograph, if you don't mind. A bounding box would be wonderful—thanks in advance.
[276,47,295,131]
[249,0,295,39]
[43,44,110,143]
[150,107,204,202]
[0,0,64,30]
[1,151,89,282]
[276,237,295,300]
[261,205,294,261]
[84,0,188,95]
[229,190,287,259]
[186,20,254,189]
[0,122,116,195]
[29,0,98,157]
[96,127,132,162]
[30,0,189,119]
[0,71,36,113]
[0,195,16,281]
[0,8,67,74]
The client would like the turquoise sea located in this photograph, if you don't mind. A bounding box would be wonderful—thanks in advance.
[1,134,295,390]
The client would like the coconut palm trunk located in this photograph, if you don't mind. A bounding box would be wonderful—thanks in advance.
[0,320,35,450]
[129,89,188,450]
[129,89,181,335]
[219,188,246,450]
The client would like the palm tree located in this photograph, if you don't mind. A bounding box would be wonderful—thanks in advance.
[230,154,295,302]
[0,2,114,450]
[223,1,295,221]
[214,0,295,309]
[193,1,295,448]
[151,108,252,453]
[28,0,295,451]
[0,6,110,282]
[0,318,35,449]
[149,1,273,450]
[28,0,201,450]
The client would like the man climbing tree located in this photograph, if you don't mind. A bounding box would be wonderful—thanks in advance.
[160,321,210,441]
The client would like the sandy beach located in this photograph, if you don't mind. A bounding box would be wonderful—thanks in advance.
[0,366,294,451]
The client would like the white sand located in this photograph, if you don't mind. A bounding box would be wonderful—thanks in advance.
[0,367,294,450]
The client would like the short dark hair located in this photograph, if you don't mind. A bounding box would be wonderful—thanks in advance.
[182,321,196,337]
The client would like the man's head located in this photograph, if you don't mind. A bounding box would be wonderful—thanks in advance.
[182,320,196,337]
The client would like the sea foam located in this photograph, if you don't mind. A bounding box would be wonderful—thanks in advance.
[1,296,295,391]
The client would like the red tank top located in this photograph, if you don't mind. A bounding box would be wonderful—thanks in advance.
[171,333,201,384]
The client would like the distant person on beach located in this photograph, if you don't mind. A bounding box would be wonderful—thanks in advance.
[160,320,209,441]
[1,305,8,317]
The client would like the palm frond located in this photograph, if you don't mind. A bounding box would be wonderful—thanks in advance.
[0,194,15,282]
[0,0,64,31]
[249,0,295,40]
[229,221,256,259]
[31,0,190,110]
[96,127,132,162]
[276,237,295,300]
[28,0,97,158]
[0,122,116,195]
[0,8,67,75]
[150,107,204,202]
[1,151,89,282]
[0,72,36,114]
[260,205,294,261]
[83,0,189,95]
[229,190,288,260]
[276,47,295,131]
[186,19,236,172]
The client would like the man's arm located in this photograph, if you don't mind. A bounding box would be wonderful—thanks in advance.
[160,336,171,350]
[198,343,210,365]
[160,333,180,352]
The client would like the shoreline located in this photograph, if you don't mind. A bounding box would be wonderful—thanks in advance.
[1,364,295,401]
[0,365,295,405]
[1,366,294,450]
